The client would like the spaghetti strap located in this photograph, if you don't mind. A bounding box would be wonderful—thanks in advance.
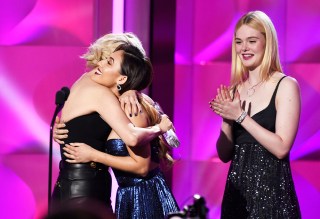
[270,75,287,101]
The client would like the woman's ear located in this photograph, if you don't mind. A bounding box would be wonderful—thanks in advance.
[118,75,128,85]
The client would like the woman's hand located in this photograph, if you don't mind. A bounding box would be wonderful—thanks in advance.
[158,114,173,134]
[119,90,142,117]
[53,116,68,144]
[63,143,94,163]
[209,85,242,121]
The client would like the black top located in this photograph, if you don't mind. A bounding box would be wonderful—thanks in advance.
[60,112,111,160]
[233,76,286,144]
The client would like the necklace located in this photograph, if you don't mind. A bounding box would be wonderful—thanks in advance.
[247,80,262,97]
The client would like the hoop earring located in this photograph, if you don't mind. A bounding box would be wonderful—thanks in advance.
[117,84,122,91]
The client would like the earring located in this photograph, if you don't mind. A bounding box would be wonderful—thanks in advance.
[117,84,122,91]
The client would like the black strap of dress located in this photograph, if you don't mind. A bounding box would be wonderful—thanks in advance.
[269,75,287,106]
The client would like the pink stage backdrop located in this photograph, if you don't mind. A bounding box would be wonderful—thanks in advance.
[0,0,104,218]
[0,0,319,218]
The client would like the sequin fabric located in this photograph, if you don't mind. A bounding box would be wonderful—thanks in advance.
[221,76,301,219]
[105,139,180,219]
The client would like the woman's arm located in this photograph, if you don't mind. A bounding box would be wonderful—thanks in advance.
[216,120,234,162]
[210,85,235,162]
[63,143,151,176]
[92,86,171,147]
[240,77,301,159]
[64,106,154,177]
[53,90,144,143]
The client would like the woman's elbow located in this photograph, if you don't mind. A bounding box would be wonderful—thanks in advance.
[135,166,149,177]
[274,147,291,160]
[218,154,232,163]
[123,135,139,147]
[275,151,289,160]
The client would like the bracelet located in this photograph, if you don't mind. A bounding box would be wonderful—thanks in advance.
[235,111,247,124]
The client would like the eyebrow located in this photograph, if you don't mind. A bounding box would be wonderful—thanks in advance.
[235,36,259,41]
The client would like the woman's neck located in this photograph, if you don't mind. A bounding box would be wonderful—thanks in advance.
[247,67,262,84]
[111,87,120,97]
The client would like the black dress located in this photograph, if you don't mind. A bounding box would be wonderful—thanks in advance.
[51,112,112,211]
[221,76,301,219]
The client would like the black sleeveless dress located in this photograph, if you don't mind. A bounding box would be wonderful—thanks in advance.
[221,76,301,219]
[51,112,112,211]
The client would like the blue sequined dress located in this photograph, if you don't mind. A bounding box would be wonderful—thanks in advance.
[105,139,180,219]
[221,76,301,219]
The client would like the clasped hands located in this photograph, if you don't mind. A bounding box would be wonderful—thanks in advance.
[209,85,242,121]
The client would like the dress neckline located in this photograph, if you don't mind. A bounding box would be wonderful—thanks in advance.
[246,76,287,118]
[65,112,99,124]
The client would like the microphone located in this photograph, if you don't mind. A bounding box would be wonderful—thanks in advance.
[48,86,69,212]
[61,86,70,101]
[153,102,180,148]
[55,90,65,106]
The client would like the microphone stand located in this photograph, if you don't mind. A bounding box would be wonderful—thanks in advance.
[48,90,66,213]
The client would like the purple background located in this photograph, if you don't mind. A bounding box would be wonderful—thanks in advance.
[0,0,319,218]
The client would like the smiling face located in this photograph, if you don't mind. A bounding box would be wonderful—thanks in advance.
[90,50,127,92]
[235,24,266,71]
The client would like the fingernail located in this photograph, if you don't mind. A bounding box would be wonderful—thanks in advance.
[135,113,138,116]
[129,114,132,117]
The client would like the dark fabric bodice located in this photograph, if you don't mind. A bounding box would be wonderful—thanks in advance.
[233,76,286,144]
[59,112,111,160]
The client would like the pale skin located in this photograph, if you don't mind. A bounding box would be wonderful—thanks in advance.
[54,50,168,176]
[209,25,301,162]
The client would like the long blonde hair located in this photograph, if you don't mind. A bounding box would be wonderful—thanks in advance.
[231,11,283,88]
[81,32,146,68]
[140,96,175,167]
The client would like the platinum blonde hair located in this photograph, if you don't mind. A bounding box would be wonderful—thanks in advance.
[81,32,146,68]
[231,11,283,87]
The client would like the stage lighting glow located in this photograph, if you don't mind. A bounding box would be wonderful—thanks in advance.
[112,0,124,33]
[0,71,59,158]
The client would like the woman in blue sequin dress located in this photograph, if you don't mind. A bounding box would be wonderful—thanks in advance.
[209,11,301,218]
[104,97,180,219]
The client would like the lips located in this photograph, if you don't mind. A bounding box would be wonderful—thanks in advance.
[242,54,253,60]
[95,68,102,75]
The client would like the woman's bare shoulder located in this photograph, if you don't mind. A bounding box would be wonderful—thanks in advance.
[276,74,300,98]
